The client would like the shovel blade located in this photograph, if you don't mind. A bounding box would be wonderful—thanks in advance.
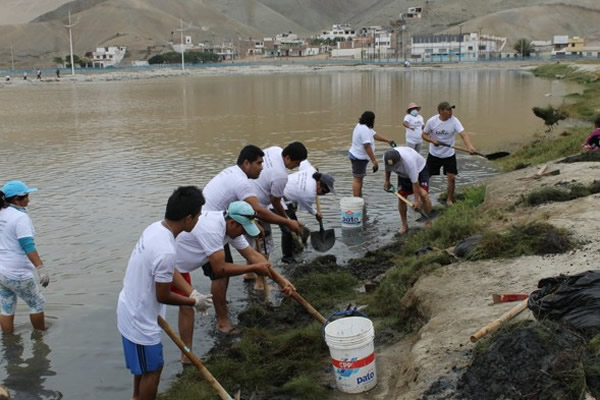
[415,208,440,223]
[311,229,335,252]
[485,151,510,160]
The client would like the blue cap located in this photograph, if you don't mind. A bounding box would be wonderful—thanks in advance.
[226,201,260,237]
[1,180,38,198]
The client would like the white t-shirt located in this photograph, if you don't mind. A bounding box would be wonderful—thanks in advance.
[403,114,425,145]
[0,206,36,280]
[283,165,317,215]
[250,146,288,207]
[175,211,249,273]
[349,123,375,160]
[203,165,257,212]
[423,115,465,158]
[385,147,426,183]
[117,221,176,345]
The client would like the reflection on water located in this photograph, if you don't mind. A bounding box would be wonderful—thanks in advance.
[0,68,580,398]
[1,331,60,399]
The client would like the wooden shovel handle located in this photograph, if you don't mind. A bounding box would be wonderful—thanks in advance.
[255,237,272,303]
[439,142,485,158]
[393,191,428,219]
[469,299,529,342]
[158,316,235,400]
[267,267,326,324]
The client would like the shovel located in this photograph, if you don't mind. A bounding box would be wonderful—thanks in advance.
[158,316,240,400]
[267,267,327,324]
[385,186,439,221]
[438,143,510,160]
[255,237,273,307]
[310,196,335,252]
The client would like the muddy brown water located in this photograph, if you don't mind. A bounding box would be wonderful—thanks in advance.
[0,68,579,398]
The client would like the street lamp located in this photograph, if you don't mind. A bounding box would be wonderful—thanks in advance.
[177,19,186,70]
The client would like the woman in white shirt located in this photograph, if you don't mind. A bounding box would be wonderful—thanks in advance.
[348,111,395,197]
[402,102,425,153]
[0,180,49,334]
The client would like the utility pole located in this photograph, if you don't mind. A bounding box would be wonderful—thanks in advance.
[177,19,186,70]
[10,45,14,71]
[65,11,77,75]
[458,25,463,62]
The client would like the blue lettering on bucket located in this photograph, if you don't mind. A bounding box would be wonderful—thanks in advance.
[341,211,362,225]
[356,371,375,385]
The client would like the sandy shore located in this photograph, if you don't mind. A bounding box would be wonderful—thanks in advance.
[0,59,564,87]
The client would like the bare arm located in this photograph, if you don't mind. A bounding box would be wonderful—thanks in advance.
[155,281,195,306]
[270,196,288,219]
[422,131,439,145]
[238,246,267,264]
[459,131,476,153]
[245,195,300,233]
[373,133,393,145]
[384,170,392,191]
[26,250,43,267]
[207,249,270,279]
[402,121,411,129]
[171,269,193,296]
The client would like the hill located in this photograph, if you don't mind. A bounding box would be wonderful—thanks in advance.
[0,0,599,68]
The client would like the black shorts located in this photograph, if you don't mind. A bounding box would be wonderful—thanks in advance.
[201,243,234,281]
[397,168,430,197]
[427,154,458,176]
[350,157,369,178]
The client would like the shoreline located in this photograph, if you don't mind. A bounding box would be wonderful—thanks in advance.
[158,60,600,399]
[0,59,556,86]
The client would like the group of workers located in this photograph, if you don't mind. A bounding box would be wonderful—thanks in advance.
[350,101,476,234]
[0,101,481,399]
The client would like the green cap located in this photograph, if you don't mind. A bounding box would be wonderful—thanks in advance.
[226,201,260,237]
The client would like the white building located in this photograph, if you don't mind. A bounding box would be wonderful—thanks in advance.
[318,24,356,41]
[92,46,127,67]
[410,32,506,62]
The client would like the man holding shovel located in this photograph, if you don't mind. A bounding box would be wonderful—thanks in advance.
[116,186,213,400]
[199,144,304,335]
[175,201,295,344]
[279,161,336,262]
[422,102,476,206]
[383,147,432,235]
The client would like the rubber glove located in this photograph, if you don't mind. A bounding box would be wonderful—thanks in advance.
[36,265,50,287]
[190,289,213,316]
[390,140,397,148]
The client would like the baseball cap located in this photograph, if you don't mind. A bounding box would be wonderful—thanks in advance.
[384,149,401,171]
[438,101,456,111]
[407,102,421,112]
[1,180,38,198]
[226,201,260,237]
[319,173,336,194]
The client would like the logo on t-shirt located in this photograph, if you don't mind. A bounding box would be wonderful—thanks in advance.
[435,129,450,136]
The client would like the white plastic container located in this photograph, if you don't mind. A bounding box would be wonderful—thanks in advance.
[324,316,377,393]
[340,197,365,228]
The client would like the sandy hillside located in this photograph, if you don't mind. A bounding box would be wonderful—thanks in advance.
[2,0,600,68]
[331,158,600,400]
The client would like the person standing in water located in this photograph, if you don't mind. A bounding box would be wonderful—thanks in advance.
[403,102,425,153]
[0,180,49,334]
[348,111,395,197]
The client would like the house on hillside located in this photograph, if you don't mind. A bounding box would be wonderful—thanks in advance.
[403,6,423,19]
[92,46,126,68]
[552,36,600,57]
[318,24,356,41]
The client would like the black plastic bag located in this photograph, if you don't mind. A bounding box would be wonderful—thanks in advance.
[528,270,600,334]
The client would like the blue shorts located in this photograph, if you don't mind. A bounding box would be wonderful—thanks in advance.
[121,336,164,375]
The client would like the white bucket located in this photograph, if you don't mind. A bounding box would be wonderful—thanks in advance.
[324,316,377,393]
[340,197,365,228]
